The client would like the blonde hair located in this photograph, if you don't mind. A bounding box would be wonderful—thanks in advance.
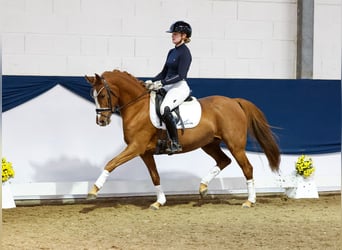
[184,37,191,43]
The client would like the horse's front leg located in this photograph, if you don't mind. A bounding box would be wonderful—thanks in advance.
[87,144,141,199]
[140,153,166,210]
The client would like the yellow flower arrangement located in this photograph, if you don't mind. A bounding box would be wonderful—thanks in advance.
[2,157,15,183]
[295,155,315,178]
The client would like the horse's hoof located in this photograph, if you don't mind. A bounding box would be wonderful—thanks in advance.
[149,202,161,210]
[242,200,254,208]
[199,183,208,198]
[86,193,97,200]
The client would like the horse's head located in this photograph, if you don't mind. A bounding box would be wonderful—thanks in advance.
[85,73,118,126]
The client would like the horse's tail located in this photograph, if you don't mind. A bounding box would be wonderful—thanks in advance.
[236,98,280,172]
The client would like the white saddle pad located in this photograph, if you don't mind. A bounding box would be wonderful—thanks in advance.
[149,91,202,129]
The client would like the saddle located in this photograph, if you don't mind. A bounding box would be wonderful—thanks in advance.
[155,89,192,132]
[149,89,201,130]
[149,89,201,154]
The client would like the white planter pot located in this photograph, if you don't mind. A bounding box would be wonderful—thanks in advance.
[284,175,319,199]
[2,182,16,209]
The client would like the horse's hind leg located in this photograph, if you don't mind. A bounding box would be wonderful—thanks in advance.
[229,148,255,208]
[199,140,232,197]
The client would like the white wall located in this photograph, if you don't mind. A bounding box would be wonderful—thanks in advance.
[1,0,340,79]
[314,0,341,79]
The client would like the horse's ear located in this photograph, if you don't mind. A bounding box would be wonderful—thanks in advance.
[85,75,95,85]
[95,73,101,81]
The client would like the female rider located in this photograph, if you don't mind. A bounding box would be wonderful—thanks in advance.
[146,21,192,154]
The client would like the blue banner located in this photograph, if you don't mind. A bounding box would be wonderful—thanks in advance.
[3,75,341,154]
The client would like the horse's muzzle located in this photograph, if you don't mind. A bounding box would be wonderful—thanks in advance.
[96,116,111,126]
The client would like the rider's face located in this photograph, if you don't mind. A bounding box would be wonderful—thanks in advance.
[172,32,185,46]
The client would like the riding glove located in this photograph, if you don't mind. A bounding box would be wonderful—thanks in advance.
[147,80,163,91]
[144,80,153,89]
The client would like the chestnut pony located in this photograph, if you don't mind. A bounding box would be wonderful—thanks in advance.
[85,70,280,209]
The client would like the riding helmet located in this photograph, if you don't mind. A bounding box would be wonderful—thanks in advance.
[166,21,192,38]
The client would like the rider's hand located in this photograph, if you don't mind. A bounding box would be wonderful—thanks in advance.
[148,81,163,91]
[144,80,153,89]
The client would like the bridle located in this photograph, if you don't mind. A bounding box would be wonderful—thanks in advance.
[91,77,149,116]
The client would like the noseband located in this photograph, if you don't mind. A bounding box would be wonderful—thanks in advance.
[91,77,118,116]
[91,77,149,116]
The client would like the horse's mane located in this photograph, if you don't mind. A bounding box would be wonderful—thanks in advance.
[104,69,145,87]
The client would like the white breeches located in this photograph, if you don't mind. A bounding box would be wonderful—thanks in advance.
[160,80,190,115]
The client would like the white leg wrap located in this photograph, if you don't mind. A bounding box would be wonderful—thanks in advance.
[201,166,221,185]
[155,185,166,205]
[95,170,109,189]
[246,179,256,203]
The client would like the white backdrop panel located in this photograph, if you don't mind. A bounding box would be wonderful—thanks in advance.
[2,86,340,199]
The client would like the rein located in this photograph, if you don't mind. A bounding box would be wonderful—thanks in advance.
[93,77,149,115]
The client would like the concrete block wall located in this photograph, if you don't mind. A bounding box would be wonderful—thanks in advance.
[314,0,341,79]
[1,0,340,79]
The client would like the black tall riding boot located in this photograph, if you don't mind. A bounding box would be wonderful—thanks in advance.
[162,107,182,154]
